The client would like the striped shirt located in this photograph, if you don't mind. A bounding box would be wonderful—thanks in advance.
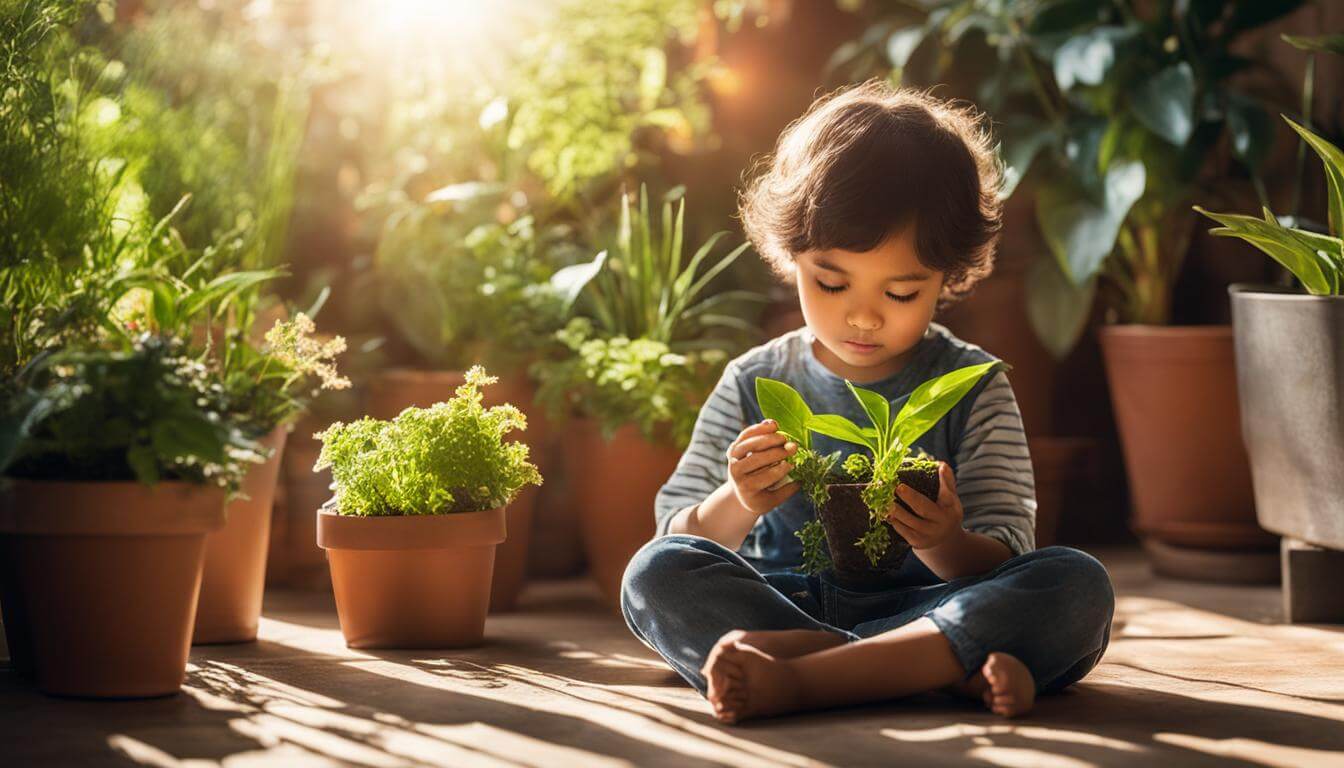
[654,323,1036,571]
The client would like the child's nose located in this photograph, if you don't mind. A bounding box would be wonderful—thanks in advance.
[847,309,882,331]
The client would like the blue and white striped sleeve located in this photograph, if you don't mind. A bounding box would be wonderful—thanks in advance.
[653,362,747,537]
[952,371,1037,557]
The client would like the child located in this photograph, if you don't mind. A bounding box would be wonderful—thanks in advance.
[619,81,1114,724]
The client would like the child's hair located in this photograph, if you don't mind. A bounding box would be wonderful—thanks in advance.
[738,80,1003,307]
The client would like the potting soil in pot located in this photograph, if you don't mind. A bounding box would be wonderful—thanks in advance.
[816,459,940,590]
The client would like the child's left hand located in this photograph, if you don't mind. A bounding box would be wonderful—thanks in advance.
[885,461,964,551]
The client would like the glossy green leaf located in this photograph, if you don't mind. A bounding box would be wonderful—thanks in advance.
[1285,117,1344,238]
[1026,254,1097,359]
[893,361,1002,450]
[549,250,608,313]
[1193,205,1332,295]
[845,381,891,452]
[806,413,879,453]
[1226,93,1274,170]
[998,116,1055,200]
[886,26,927,69]
[1053,26,1132,90]
[1037,160,1146,285]
[1281,33,1343,54]
[755,376,813,449]
[1130,63,1196,146]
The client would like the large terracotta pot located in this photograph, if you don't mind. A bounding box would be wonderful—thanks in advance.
[268,416,331,590]
[0,480,225,698]
[366,368,546,612]
[567,420,682,608]
[1099,326,1276,579]
[317,508,506,649]
[194,428,288,644]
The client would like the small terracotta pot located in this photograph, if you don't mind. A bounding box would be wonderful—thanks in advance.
[1099,326,1275,558]
[367,368,545,612]
[567,420,682,608]
[818,464,939,589]
[317,508,506,649]
[0,480,225,698]
[194,427,288,644]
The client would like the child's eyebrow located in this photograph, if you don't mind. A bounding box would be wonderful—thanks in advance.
[813,257,931,283]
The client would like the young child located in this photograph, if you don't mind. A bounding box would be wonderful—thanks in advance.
[619,81,1114,724]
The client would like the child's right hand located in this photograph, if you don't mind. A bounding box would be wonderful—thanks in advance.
[726,419,800,517]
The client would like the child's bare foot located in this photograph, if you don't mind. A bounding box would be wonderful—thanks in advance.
[953,652,1035,717]
[719,628,848,659]
[701,634,806,724]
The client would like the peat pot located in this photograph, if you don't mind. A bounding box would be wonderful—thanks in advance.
[0,480,225,698]
[818,462,939,590]
[317,507,506,649]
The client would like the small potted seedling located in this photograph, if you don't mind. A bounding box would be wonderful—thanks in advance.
[314,366,542,649]
[756,361,1002,587]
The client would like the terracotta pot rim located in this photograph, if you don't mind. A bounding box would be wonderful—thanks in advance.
[1229,283,1344,302]
[317,507,506,551]
[0,480,226,536]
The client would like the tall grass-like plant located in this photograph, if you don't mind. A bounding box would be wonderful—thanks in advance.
[535,186,765,445]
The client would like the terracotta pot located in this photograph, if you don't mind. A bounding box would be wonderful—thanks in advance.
[194,427,288,644]
[1099,326,1275,558]
[269,416,331,590]
[317,508,506,648]
[366,368,546,612]
[0,480,225,698]
[567,420,682,608]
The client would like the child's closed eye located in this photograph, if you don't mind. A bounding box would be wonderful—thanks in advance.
[813,278,919,303]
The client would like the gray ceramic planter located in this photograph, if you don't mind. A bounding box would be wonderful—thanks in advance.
[1229,284,1344,549]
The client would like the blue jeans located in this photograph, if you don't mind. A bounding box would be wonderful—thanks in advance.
[620,534,1114,697]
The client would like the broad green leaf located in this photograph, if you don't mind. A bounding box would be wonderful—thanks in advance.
[1037,160,1146,286]
[549,250,608,313]
[1053,26,1132,90]
[1130,63,1196,146]
[1026,254,1097,359]
[806,413,879,453]
[893,361,1001,450]
[1226,93,1274,171]
[845,381,891,452]
[1285,117,1344,238]
[1194,205,1332,295]
[998,116,1055,200]
[755,377,813,449]
[886,26,927,68]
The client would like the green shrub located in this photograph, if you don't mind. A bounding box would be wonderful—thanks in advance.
[314,366,542,516]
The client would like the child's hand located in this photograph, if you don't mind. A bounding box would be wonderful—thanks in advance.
[726,419,800,517]
[886,461,964,551]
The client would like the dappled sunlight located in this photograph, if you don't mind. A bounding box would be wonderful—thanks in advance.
[1154,733,1344,768]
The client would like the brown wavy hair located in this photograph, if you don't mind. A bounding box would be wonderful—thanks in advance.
[738,80,1003,307]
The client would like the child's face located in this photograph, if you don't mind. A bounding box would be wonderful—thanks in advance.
[795,224,944,383]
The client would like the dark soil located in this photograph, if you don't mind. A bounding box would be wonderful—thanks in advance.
[816,458,940,590]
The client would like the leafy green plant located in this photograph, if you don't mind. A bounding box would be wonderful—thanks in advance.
[756,361,1002,568]
[534,186,765,446]
[374,188,570,376]
[833,1,1307,355]
[314,365,542,517]
[1195,118,1344,295]
[0,334,263,490]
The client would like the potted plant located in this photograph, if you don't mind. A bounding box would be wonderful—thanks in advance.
[0,336,261,698]
[1196,112,1344,613]
[534,186,766,605]
[368,186,570,612]
[756,362,1000,587]
[314,365,542,648]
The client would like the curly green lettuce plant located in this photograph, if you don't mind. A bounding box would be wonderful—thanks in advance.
[756,361,1002,572]
[314,366,542,517]
[1195,118,1344,295]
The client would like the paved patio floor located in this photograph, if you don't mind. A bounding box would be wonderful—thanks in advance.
[3,549,1344,767]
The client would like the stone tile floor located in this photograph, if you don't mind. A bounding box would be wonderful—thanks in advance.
[3,548,1343,767]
